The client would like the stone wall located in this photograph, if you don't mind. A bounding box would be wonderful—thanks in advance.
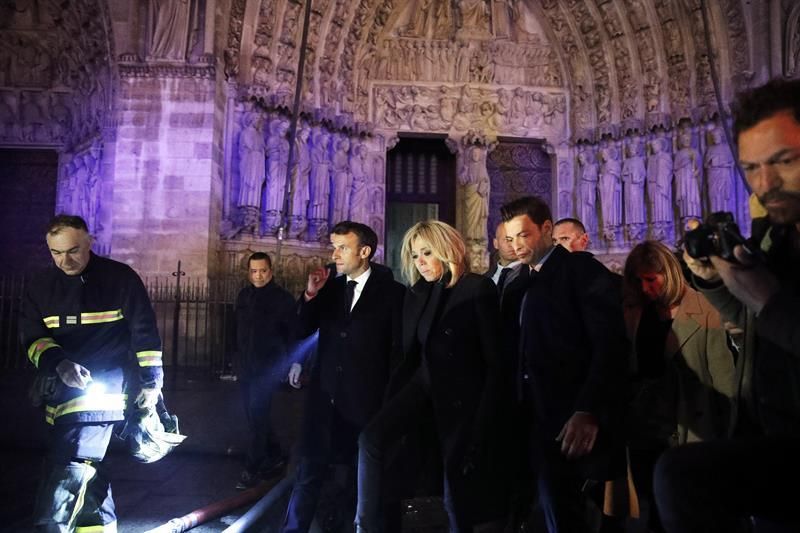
[112,68,217,276]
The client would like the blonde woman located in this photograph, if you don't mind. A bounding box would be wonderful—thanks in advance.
[355,220,508,532]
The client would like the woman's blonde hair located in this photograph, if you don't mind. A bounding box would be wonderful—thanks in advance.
[400,220,468,287]
[623,240,686,308]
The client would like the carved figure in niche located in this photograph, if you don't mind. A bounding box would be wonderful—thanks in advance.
[704,126,735,213]
[577,144,599,236]
[622,136,647,240]
[237,112,266,233]
[149,0,192,60]
[405,0,435,38]
[646,136,674,233]
[524,92,544,128]
[455,42,471,81]
[599,142,622,239]
[289,124,312,239]
[331,135,352,224]
[308,128,331,240]
[50,93,72,141]
[456,0,491,38]
[349,141,371,224]
[493,0,517,39]
[558,161,572,219]
[265,117,290,234]
[81,148,102,234]
[509,88,526,128]
[21,91,46,141]
[434,0,454,38]
[0,92,18,140]
[674,129,702,222]
[459,138,493,243]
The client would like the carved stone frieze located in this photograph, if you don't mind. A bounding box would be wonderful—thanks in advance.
[371,83,567,139]
[118,64,216,79]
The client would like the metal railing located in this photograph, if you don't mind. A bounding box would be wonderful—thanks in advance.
[0,275,26,370]
[0,269,263,376]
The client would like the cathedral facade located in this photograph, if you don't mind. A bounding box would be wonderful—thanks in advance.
[1,0,798,282]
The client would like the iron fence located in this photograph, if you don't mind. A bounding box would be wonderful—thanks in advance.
[0,270,260,376]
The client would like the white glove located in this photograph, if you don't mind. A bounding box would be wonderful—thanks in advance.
[55,360,91,389]
[288,363,303,389]
[135,387,161,409]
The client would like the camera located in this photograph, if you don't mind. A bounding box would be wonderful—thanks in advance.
[684,211,749,262]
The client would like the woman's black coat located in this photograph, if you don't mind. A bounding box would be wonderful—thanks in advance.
[389,272,510,525]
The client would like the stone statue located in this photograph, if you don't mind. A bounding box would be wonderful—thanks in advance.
[349,141,371,224]
[646,136,674,232]
[289,124,312,239]
[331,135,352,224]
[237,112,266,233]
[622,136,647,238]
[406,0,435,38]
[456,0,491,38]
[459,140,492,243]
[265,117,290,234]
[308,128,331,240]
[704,126,734,213]
[674,129,702,221]
[599,142,622,239]
[577,144,599,236]
[150,0,192,60]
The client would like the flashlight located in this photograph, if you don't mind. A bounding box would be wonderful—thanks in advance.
[85,379,106,396]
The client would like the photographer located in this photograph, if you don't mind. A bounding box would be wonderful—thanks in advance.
[654,78,800,533]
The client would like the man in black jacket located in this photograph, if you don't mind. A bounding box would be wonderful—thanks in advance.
[656,78,800,533]
[234,251,295,489]
[282,221,404,533]
[502,197,628,533]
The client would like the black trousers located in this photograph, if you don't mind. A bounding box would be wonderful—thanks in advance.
[531,438,596,533]
[282,388,361,533]
[239,376,282,473]
[654,435,800,533]
[356,369,473,533]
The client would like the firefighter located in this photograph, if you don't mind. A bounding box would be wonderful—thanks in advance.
[21,214,164,532]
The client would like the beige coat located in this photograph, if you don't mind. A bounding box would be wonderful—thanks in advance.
[623,287,736,447]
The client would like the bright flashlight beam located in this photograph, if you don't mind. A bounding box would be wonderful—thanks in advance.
[85,381,106,396]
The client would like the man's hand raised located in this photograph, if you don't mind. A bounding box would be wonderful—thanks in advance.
[305,267,330,301]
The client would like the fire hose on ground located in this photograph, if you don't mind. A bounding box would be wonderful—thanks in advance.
[144,473,294,533]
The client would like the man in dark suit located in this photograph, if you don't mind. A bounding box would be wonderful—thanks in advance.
[552,218,591,252]
[282,221,404,533]
[487,221,522,293]
[501,196,628,533]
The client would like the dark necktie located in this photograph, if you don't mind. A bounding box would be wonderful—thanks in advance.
[344,280,357,316]
[497,267,513,294]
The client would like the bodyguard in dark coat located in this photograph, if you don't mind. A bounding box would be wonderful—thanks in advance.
[502,196,628,533]
[282,221,404,533]
[356,220,509,533]
[233,251,296,489]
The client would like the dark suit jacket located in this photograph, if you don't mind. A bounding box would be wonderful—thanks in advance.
[519,245,629,478]
[296,263,404,447]
[391,273,508,524]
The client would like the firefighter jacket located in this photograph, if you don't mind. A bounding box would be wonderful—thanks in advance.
[20,253,163,425]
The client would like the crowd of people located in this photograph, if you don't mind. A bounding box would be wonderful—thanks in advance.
[21,77,800,533]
